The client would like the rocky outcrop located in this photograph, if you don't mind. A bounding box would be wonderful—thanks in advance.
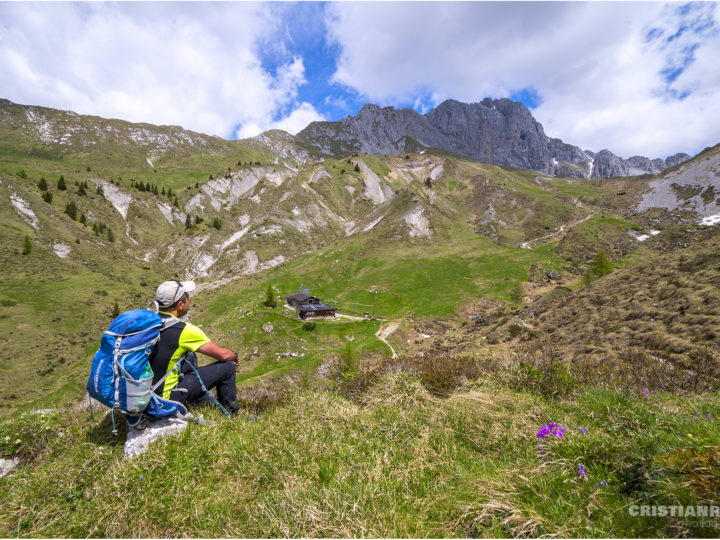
[591,149,691,178]
[296,98,690,179]
[0,99,232,156]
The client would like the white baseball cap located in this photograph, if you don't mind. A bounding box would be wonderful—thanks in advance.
[156,280,196,308]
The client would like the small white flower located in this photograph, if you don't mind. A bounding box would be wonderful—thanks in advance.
[15,439,21,444]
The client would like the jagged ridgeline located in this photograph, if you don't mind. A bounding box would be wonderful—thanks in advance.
[1,97,720,537]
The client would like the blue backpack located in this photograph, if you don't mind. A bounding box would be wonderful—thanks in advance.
[87,308,187,433]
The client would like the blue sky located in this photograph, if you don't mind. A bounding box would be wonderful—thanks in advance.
[1,2,719,158]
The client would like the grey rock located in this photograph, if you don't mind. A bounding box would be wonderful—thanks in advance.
[546,270,561,280]
[0,457,19,478]
[296,99,690,179]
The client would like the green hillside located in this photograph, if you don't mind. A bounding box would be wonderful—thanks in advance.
[1,101,718,537]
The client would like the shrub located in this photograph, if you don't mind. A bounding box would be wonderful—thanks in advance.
[509,281,525,304]
[583,251,613,285]
[42,191,53,204]
[302,321,316,331]
[37,178,48,190]
[405,354,482,397]
[337,342,359,380]
[236,383,289,413]
[22,236,32,255]
[511,339,577,397]
[212,217,222,230]
[185,214,193,229]
[96,185,104,196]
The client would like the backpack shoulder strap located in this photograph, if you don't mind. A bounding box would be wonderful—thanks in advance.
[149,318,185,392]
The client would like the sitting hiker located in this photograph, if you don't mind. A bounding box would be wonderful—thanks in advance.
[150,280,241,416]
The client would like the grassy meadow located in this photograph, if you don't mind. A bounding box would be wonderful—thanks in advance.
[1,106,719,537]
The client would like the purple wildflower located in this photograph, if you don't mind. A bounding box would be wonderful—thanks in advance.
[643,390,649,398]
[578,426,588,435]
[537,422,567,439]
[707,413,712,419]
[596,480,607,487]
[696,412,701,416]
[578,463,587,479]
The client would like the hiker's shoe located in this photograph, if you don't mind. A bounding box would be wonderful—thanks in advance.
[126,414,150,430]
[228,402,241,416]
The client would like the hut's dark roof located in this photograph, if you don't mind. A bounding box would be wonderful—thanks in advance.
[298,303,336,312]
[287,293,315,301]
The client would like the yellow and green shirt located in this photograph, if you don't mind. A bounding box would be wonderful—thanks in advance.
[149,312,210,399]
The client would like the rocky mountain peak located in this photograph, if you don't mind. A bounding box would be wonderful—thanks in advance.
[295,98,690,179]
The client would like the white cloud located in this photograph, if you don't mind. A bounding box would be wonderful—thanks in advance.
[267,102,325,135]
[0,2,311,138]
[326,2,720,158]
[235,101,324,138]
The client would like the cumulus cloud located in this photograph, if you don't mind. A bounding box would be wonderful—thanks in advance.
[0,2,323,138]
[326,2,720,158]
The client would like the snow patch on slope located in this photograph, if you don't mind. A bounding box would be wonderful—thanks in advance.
[10,194,39,229]
[701,213,720,226]
[404,206,432,237]
[94,179,133,219]
[53,243,71,258]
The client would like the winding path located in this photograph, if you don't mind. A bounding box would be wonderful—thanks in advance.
[520,198,597,249]
[376,321,400,358]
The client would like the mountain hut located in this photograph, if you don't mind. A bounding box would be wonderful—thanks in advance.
[286,293,321,307]
[297,303,337,320]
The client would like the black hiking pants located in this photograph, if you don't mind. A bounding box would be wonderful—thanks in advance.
[169,354,238,411]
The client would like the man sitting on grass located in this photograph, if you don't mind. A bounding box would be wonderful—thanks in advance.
[150,280,241,416]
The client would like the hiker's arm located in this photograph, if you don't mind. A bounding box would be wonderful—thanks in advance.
[197,341,238,363]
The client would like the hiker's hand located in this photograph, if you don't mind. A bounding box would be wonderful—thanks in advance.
[231,351,239,363]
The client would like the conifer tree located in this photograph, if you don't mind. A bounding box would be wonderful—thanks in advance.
[185,214,192,229]
[22,235,32,255]
[57,175,67,190]
[107,229,114,243]
[38,178,48,191]
[212,217,222,230]
[96,185,104,196]
[42,191,53,204]
[161,186,166,195]
[80,213,87,225]
[263,283,277,308]
[77,184,86,196]
[64,201,77,220]
[173,196,179,208]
